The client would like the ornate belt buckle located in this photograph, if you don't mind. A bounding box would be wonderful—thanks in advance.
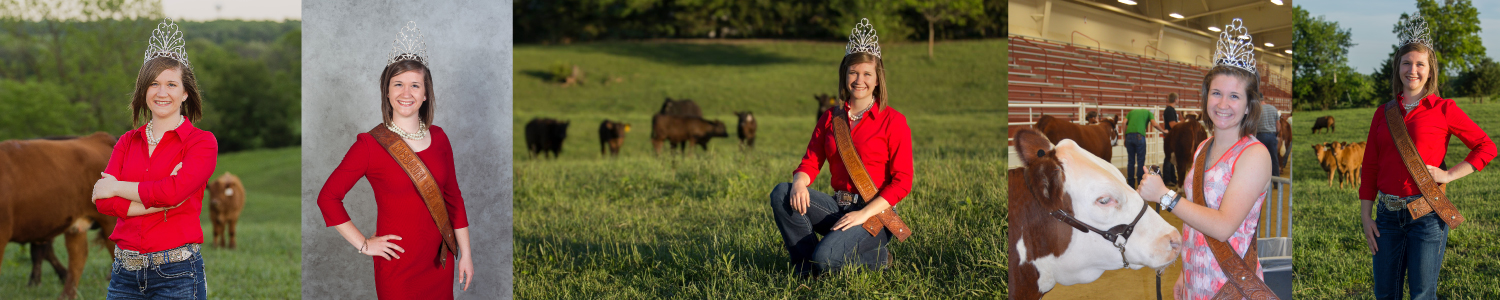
[835,191,855,206]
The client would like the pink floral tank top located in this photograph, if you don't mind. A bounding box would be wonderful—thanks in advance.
[1178,135,1266,299]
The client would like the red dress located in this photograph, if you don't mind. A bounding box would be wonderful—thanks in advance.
[317,125,469,299]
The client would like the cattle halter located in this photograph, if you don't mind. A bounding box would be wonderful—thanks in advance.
[1049,201,1151,268]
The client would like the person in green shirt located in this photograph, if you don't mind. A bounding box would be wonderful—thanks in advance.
[1124,108,1166,188]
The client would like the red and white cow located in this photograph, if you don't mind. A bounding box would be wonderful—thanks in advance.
[1008,128,1181,299]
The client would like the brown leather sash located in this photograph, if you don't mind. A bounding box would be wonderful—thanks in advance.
[830,108,912,242]
[369,124,460,267]
[1384,101,1464,228]
[1191,139,1278,300]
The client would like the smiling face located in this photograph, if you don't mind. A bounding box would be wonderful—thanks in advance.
[1400,50,1432,95]
[386,70,426,120]
[846,62,877,101]
[146,68,187,120]
[1205,74,1250,132]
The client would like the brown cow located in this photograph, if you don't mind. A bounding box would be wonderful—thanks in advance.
[659,97,703,117]
[1314,142,1341,186]
[813,93,838,116]
[598,119,631,156]
[1312,116,1336,134]
[0,132,119,299]
[1034,114,1119,162]
[1334,142,1366,189]
[207,172,246,249]
[1162,114,1207,186]
[735,111,757,149]
[1008,128,1180,299]
[651,114,728,155]
[1277,114,1292,172]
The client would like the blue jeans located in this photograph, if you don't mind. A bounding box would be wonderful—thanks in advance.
[1372,201,1449,300]
[107,247,207,299]
[769,182,892,274]
[1125,133,1145,188]
[1256,132,1280,176]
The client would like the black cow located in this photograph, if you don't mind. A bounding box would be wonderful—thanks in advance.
[599,119,630,156]
[735,111,757,149]
[814,93,838,116]
[651,114,728,155]
[1312,116,1335,134]
[525,118,569,159]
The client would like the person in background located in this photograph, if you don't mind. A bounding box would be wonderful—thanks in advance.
[1257,102,1281,177]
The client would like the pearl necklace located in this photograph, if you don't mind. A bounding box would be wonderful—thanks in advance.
[1403,100,1420,111]
[386,122,428,140]
[146,118,185,145]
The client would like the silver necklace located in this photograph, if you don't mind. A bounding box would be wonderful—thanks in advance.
[1403,100,1420,111]
[146,117,185,145]
[386,121,428,140]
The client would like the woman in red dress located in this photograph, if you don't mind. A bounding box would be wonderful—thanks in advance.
[92,18,217,299]
[768,18,914,276]
[316,23,474,299]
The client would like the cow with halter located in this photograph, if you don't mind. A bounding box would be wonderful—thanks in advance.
[1008,128,1181,299]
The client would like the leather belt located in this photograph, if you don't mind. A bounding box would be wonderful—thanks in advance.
[115,244,199,271]
[1384,100,1464,227]
[1377,192,1424,213]
[834,190,861,206]
[830,107,912,242]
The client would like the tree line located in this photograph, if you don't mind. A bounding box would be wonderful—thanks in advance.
[514,0,1005,45]
[0,0,300,152]
[1294,0,1498,111]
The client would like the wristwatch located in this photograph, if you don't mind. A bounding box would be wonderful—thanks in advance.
[1160,190,1181,212]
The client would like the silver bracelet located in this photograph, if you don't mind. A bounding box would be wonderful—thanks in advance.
[358,241,367,254]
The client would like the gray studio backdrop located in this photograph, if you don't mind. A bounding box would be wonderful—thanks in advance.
[300,0,512,299]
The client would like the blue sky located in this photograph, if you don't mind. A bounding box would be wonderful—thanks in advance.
[1298,0,1500,75]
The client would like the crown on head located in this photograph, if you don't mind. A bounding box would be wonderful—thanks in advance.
[388,21,428,65]
[144,18,190,68]
[845,18,881,58]
[1213,18,1256,74]
[1397,14,1432,49]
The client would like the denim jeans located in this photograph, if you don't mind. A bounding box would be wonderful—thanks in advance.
[1125,133,1146,188]
[1372,200,1449,300]
[769,182,892,274]
[107,247,207,299]
[1256,132,1280,176]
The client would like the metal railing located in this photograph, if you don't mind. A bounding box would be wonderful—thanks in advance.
[1260,177,1293,239]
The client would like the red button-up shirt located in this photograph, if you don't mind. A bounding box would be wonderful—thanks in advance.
[97,119,218,252]
[795,103,915,206]
[1360,94,1496,201]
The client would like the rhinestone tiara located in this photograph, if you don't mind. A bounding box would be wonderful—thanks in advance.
[388,21,427,65]
[143,18,190,68]
[1397,14,1432,49]
[845,18,880,58]
[1212,18,1256,74]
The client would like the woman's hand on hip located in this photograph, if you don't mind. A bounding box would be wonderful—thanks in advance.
[1137,166,1168,202]
[361,235,405,260]
[791,184,810,215]
[458,254,474,291]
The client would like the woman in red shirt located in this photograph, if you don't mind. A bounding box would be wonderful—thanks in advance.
[316,23,474,298]
[1359,15,1495,300]
[769,18,914,276]
[91,18,217,299]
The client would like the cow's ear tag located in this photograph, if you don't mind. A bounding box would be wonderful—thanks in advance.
[1036,150,1046,158]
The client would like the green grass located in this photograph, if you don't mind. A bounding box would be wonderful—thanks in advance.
[514,39,1008,298]
[1,147,302,299]
[1291,100,1500,298]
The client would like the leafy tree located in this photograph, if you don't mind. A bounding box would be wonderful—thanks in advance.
[1292,5,1354,110]
[903,0,983,59]
[1455,57,1500,103]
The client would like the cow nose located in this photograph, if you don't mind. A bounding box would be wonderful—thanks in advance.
[1167,233,1183,252]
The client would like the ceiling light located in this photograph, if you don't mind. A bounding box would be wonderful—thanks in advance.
[1285,49,1293,54]
[1270,0,1284,5]
[1169,13,1184,19]
[1208,26,1221,32]
[1264,42,1274,47]
[1119,0,1138,5]
[1238,35,1250,40]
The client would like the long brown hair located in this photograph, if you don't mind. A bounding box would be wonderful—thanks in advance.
[838,52,888,110]
[130,57,203,126]
[379,60,436,127]
[1198,65,1263,138]
[1390,42,1442,100]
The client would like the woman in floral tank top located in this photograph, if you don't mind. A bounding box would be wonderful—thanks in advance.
[1138,62,1275,299]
